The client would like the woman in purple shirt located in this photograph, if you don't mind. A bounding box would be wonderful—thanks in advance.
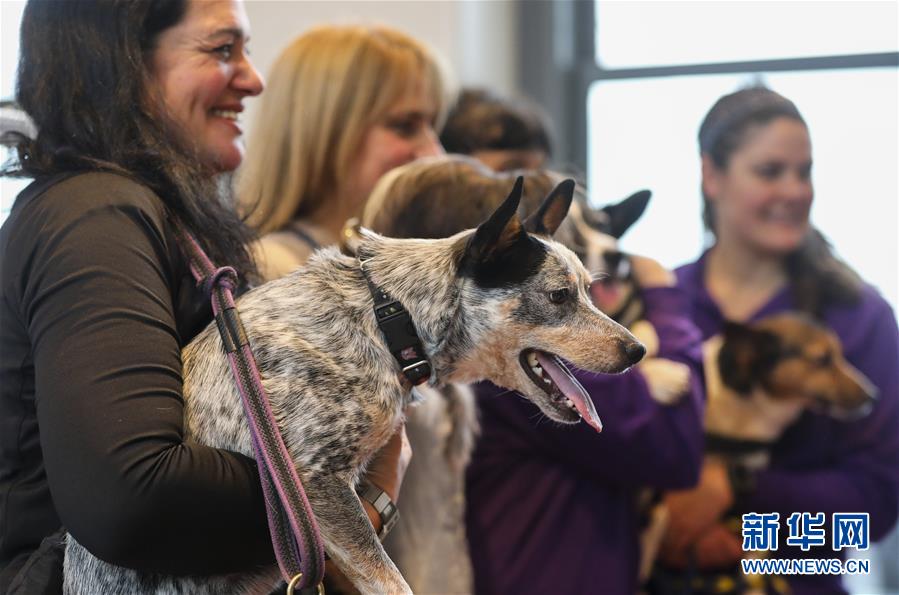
[658,87,899,595]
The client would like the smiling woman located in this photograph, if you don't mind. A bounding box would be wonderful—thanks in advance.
[659,87,899,595]
[0,1,278,592]
[237,24,446,279]
[233,25,451,593]
[149,0,263,172]
[702,117,813,258]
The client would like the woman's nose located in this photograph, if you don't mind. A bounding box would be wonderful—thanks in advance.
[415,126,444,158]
[235,53,265,97]
[782,171,813,201]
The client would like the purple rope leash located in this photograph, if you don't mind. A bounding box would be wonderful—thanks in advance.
[176,225,325,590]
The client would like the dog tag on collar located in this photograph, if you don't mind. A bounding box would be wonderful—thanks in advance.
[360,262,433,386]
[375,307,431,384]
[401,359,431,385]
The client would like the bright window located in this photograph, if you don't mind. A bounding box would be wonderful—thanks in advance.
[596,1,898,69]
[1,1,29,225]
[1,1,26,101]
[588,68,898,311]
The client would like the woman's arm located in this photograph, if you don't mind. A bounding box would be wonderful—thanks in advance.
[24,176,273,574]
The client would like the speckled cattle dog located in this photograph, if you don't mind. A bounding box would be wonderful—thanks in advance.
[63,178,646,595]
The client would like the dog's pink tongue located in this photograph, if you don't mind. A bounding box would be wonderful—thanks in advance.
[590,281,622,312]
[535,351,603,433]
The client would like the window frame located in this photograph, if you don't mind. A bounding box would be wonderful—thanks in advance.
[518,1,899,175]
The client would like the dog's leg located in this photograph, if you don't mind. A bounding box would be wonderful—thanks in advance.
[630,320,659,356]
[630,320,691,404]
[307,475,411,595]
[639,358,692,405]
[637,503,669,586]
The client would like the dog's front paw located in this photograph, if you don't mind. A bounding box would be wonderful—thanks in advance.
[640,358,691,405]
[630,320,660,357]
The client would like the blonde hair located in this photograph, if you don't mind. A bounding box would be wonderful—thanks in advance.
[361,154,578,247]
[239,25,447,234]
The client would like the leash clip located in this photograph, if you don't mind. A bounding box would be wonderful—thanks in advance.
[286,573,326,595]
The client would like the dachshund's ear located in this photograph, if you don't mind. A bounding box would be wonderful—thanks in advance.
[718,321,780,394]
[524,178,575,237]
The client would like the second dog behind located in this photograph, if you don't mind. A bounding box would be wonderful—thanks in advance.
[567,188,693,404]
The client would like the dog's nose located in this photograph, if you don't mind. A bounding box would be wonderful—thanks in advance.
[621,340,646,365]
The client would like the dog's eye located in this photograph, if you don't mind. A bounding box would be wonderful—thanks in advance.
[548,288,570,304]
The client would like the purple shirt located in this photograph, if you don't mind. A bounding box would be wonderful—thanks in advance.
[676,252,899,595]
[465,286,705,595]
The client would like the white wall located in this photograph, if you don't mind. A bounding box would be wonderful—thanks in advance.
[241,0,519,138]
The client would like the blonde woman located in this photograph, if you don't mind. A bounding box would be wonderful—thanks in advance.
[239,24,446,280]
[237,24,446,593]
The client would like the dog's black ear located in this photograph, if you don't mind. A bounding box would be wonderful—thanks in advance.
[524,179,575,237]
[600,189,651,239]
[467,176,526,262]
[718,321,780,394]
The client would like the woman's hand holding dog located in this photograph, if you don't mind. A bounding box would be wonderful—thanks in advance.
[324,424,411,595]
[693,522,744,569]
[364,422,412,504]
[658,456,734,566]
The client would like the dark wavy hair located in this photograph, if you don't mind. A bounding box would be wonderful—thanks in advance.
[439,88,553,157]
[698,86,861,316]
[6,0,257,278]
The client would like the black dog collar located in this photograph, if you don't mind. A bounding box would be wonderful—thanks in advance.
[359,260,432,386]
[705,432,772,456]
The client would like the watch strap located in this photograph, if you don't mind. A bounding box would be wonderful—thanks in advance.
[358,481,399,540]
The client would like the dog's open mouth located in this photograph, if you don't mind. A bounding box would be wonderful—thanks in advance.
[519,349,603,432]
[810,396,875,422]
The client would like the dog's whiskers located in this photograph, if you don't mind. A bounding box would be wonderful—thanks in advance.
[589,270,610,283]
[490,388,517,398]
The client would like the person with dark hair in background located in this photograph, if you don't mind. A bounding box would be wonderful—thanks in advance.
[0,2,406,592]
[440,87,553,172]
[658,86,899,595]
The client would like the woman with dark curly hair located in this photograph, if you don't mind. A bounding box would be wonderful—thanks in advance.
[0,2,409,592]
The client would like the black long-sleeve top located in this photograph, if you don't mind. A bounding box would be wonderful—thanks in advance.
[0,172,274,591]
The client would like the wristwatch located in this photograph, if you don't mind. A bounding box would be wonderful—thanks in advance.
[358,481,400,540]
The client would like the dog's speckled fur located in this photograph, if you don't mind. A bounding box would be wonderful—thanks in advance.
[62,181,642,595]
